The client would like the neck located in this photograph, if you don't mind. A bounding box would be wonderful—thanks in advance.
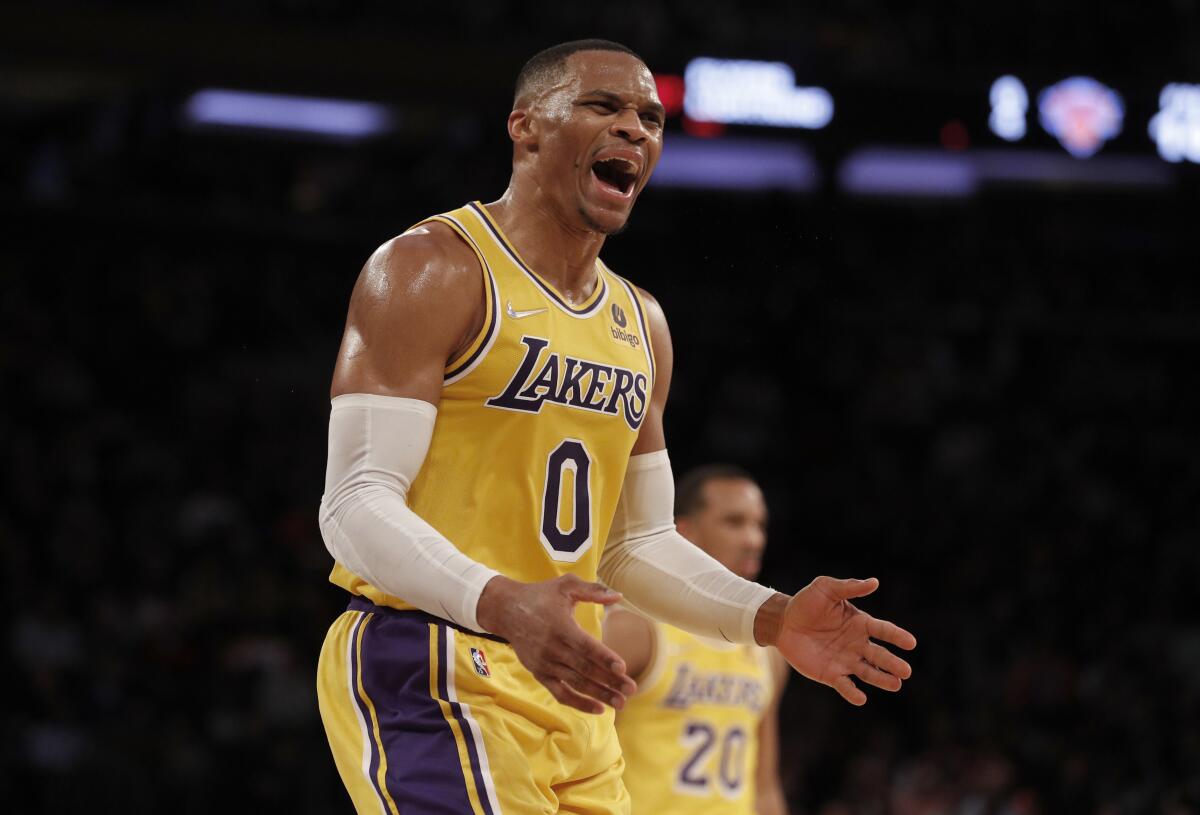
[484,183,607,304]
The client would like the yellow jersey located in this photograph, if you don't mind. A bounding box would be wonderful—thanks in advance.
[616,621,775,815]
[329,201,656,639]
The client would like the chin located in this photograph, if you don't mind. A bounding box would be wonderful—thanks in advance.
[579,204,632,236]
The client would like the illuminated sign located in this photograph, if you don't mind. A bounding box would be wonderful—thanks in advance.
[184,89,395,139]
[838,148,1171,198]
[1037,77,1124,158]
[683,58,833,129]
[989,76,1028,141]
[1149,83,1200,164]
[651,136,819,192]
[653,74,685,118]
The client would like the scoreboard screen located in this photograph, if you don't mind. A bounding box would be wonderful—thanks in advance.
[645,59,1200,195]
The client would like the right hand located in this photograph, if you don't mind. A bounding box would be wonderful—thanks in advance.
[476,574,638,714]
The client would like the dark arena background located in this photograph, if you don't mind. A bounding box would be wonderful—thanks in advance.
[3,2,1199,813]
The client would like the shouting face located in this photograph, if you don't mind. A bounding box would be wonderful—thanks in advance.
[510,50,665,235]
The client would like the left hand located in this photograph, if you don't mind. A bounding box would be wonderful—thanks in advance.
[772,576,916,706]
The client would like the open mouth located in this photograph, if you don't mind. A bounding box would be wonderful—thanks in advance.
[591,157,638,197]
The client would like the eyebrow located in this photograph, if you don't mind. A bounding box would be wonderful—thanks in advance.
[581,89,666,119]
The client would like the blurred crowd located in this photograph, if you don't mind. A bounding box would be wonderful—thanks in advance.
[1,232,345,811]
[3,184,1198,812]
[10,0,1194,79]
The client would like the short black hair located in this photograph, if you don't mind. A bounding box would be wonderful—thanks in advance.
[674,464,757,519]
[514,39,644,107]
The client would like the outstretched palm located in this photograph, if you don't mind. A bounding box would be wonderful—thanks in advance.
[776,576,917,706]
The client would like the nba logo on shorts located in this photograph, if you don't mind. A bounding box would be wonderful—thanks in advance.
[470,647,491,678]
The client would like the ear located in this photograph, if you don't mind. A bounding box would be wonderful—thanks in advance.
[508,108,537,149]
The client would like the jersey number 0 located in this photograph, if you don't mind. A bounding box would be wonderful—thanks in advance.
[539,439,593,562]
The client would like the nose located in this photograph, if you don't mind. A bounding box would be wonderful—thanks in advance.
[610,108,650,143]
[745,526,766,554]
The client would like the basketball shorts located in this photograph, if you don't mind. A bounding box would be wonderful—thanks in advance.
[317,596,631,815]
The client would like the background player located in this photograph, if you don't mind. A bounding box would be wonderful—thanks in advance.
[606,465,790,815]
[315,39,916,814]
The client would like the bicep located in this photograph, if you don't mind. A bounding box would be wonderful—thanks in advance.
[630,288,674,456]
[331,225,484,404]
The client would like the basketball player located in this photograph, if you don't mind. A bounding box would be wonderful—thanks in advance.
[606,466,789,815]
[315,39,916,815]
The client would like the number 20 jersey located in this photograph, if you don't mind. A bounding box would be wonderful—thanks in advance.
[328,202,656,639]
[616,622,776,815]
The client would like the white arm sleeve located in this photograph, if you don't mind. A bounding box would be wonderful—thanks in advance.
[598,450,778,644]
[318,393,501,632]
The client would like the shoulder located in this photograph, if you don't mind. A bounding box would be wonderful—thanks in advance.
[632,285,666,324]
[333,218,487,396]
[602,606,658,683]
[625,284,669,345]
[630,285,672,375]
[357,220,482,304]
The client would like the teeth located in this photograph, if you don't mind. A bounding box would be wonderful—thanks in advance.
[592,155,638,194]
[597,157,637,175]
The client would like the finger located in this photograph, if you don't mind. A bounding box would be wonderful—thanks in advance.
[555,663,629,710]
[853,659,903,692]
[563,629,638,696]
[867,616,918,651]
[822,576,879,600]
[831,675,867,707]
[862,641,912,679]
[564,647,639,698]
[566,580,624,607]
[542,676,605,715]
[559,644,637,697]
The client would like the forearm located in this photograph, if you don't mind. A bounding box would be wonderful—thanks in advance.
[320,481,500,630]
[319,394,500,631]
[599,527,776,643]
[598,450,776,644]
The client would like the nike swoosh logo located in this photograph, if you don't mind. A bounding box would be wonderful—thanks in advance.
[506,301,548,319]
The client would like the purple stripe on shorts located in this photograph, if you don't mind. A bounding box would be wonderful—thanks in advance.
[437,624,497,815]
[355,602,479,814]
